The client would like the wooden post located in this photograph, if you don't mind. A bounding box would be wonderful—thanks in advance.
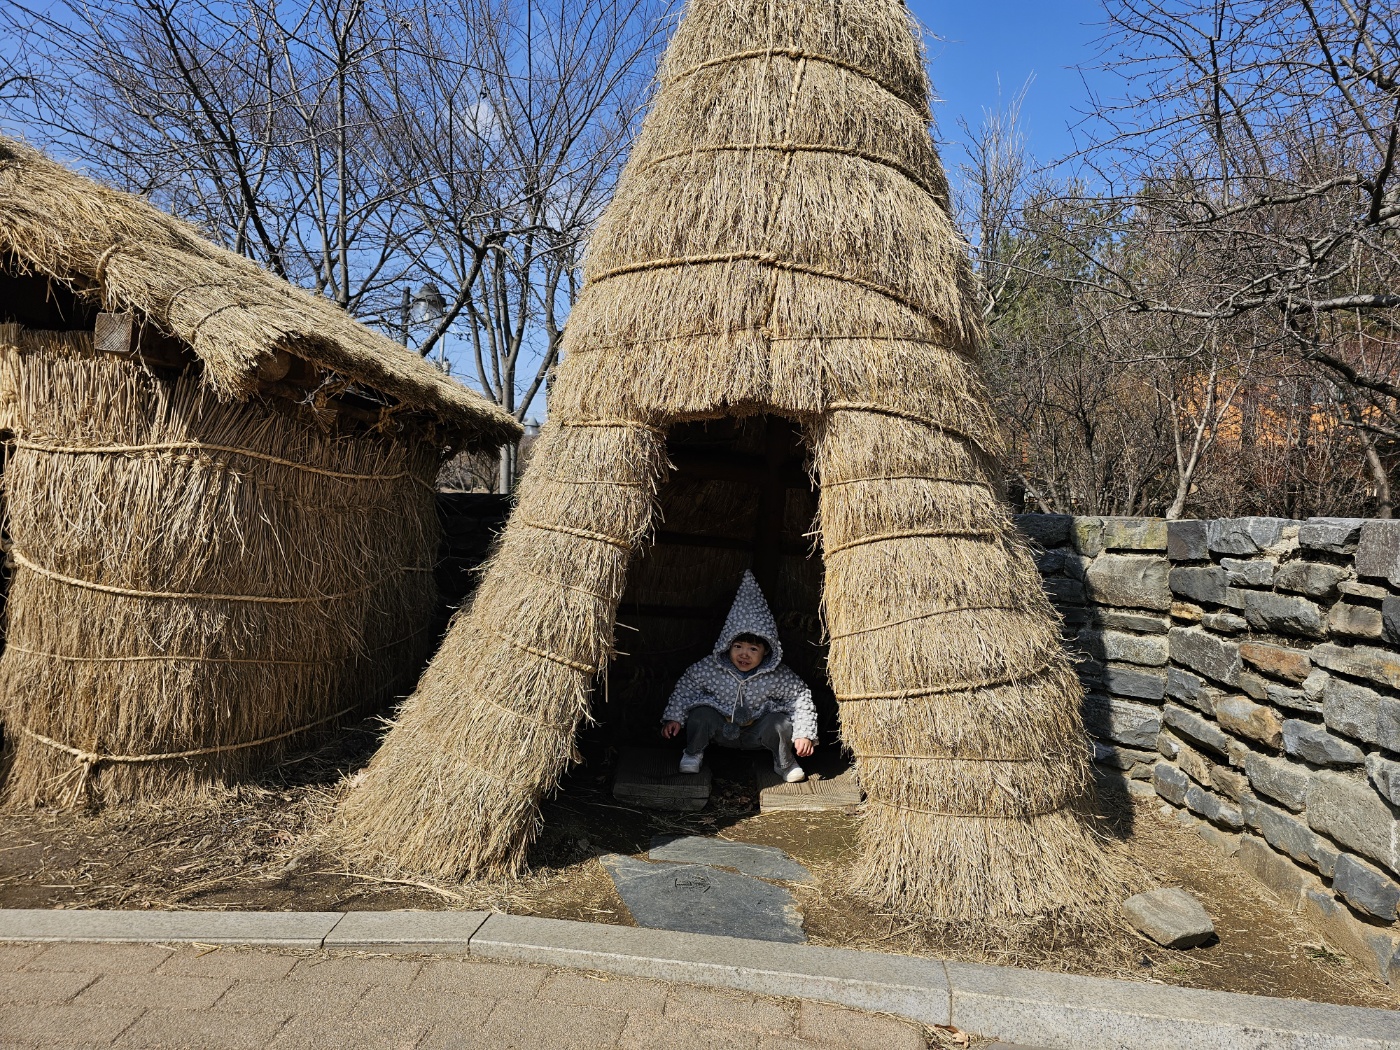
[93,312,133,355]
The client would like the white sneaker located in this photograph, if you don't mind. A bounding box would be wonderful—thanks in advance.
[679,751,703,774]
[778,762,806,783]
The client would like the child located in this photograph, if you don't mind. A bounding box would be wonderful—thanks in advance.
[661,570,817,782]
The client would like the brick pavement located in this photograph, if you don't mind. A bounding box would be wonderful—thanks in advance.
[0,941,934,1049]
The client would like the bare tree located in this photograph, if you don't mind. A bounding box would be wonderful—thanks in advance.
[382,0,668,489]
[956,77,1039,321]
[3,0,671,493]
[1071,0,1400,505]
[3,0,418,310]
[961,0,1395,519]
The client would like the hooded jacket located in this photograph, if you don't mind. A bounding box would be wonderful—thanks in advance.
[661,570,819,741]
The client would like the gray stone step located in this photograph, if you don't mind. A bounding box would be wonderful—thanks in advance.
[600,854,805,943]
[648,835,813,882]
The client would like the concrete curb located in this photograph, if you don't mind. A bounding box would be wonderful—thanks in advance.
[471,913,948,1023]
[2,908,1396,1049]
[323,909,492,952]
[0,908,342,947]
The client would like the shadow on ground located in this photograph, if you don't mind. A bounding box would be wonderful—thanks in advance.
[0,723,1394,1013]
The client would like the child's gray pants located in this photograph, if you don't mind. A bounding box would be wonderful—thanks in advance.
[683,706,797,770]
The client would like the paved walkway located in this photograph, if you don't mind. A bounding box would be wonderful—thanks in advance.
[0,941,934,1049]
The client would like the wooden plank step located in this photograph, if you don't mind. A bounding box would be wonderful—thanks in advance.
[754,757,862,813]
[613,747,712,812]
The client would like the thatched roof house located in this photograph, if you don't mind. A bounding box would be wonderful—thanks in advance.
[340,0,1114,920]
[0,137,520,805]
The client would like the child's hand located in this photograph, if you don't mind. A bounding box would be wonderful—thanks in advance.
[662,720,683,739]
[794,737,814,758]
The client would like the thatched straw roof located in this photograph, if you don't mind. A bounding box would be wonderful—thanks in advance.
[0,137,519,446]
[340,0,1118,922]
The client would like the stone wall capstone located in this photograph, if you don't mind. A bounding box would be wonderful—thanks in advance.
[1019,513,1400,985]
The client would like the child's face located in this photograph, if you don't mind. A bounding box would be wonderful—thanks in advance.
[728,639,767,672]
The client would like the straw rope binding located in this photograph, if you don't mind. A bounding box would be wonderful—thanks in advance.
[486,629,600,675]
[823,527,998,555]
[0,327,444,805]
[517,517,634,550]
[834,654,1059,702]
[15,439,438,489]
[662,46,931,120]
[640,141,938,199]
[558,418,663,433]
[22,697,363,808]
[586,251,927,319]
[11,551,393,604]
[827,603,1012,640]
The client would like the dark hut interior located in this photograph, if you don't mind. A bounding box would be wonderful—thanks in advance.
[590,415,838,750]
[0,268,96,332]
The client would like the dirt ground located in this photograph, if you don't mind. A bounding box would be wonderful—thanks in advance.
[0,722,1395,1013]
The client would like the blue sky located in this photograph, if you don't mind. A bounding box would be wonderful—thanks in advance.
[910,0,1110,168]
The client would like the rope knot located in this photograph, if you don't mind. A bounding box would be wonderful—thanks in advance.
[92,240,122,292]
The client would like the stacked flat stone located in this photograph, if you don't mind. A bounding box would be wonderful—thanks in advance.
[1018,514,1173,793]
[1019,513,1400,986]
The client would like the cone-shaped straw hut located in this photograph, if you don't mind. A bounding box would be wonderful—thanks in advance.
[0,137,520,805]
[342,0,1114,917]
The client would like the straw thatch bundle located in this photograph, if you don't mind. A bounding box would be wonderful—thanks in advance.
[0,326,441,802]
[0,139,516,434]
[341,0,1115,918]
[0,139,519,805]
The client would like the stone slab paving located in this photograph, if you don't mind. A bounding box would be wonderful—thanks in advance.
[601,854,806,943]
[0,941,930,1050]
[648,835,813,882]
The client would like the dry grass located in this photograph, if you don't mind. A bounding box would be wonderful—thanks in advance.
[340,422,667,876]
[339,0,1122,920]
[0,136,518,447]
[0,326,441,804]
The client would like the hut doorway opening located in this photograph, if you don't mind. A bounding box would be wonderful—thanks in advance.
[591,415,839,757]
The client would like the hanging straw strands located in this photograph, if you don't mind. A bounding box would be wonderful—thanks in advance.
[340,420,667,877]
[340,0,1116,921]
[0,327,442,805]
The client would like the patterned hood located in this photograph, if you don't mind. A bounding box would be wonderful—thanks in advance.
[663,568,816,739]
[713,570,782,670]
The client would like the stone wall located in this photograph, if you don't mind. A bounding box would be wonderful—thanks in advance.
[1020,513,1400,984]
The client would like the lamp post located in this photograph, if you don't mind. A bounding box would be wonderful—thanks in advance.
[399,283,447,347]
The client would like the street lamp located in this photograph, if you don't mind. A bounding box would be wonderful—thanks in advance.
[400,283,447,345]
